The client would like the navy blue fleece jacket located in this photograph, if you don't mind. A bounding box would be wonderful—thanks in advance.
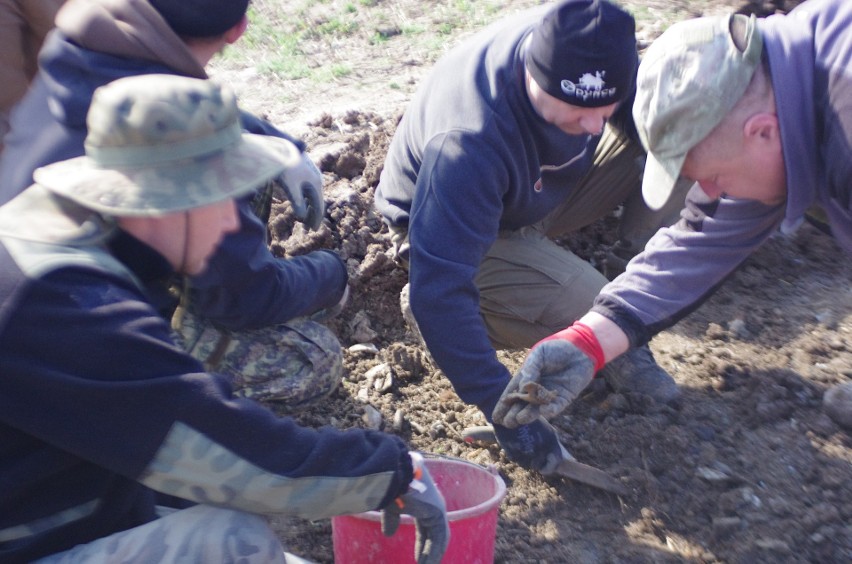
[0,196,410,564]
[375,5,636,415]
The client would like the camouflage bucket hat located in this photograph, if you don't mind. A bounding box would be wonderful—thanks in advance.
[34,74,298,216]
[633,13,762,210]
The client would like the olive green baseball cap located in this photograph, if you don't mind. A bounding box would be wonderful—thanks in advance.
[34,74,300,217]
[633,13,762,210]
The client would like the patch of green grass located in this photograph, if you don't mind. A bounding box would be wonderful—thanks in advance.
[369,31,391,45]
[436,21,457,35]
[330,64,353,79]
[311,17,360,38]
[257,58,312,81]
[400,23,426,36]
[220,0,547,82]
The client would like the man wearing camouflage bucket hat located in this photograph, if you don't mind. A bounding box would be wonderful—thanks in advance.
[494,0,852,433]
[0,0,349,408]
[0,74,449,564]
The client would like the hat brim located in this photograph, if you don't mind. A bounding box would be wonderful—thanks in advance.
[33,133,295,217]
[642,150,686,211]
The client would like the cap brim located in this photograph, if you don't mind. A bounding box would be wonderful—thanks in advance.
[34,133,295,217]
[642,150,686,211]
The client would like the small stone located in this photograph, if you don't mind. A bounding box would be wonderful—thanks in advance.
[348,343,379,355]
[741,487,761,508]
[728,318,750,339]
[428,422,445,439]
[364,363,390,382]
[823,382,852,430]
[755,538,790,553]
[712,516,742,539]
[392,409,405,432]
[693,424,716,441]
[767,496,792,517]
[362,405,382,430]
[377,374,394,393]
[814,309,837,328]
[697,466,730,482]
[349,311,378,342]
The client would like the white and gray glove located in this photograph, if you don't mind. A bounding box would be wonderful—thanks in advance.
[275,142,325,230]
[381,452,449,564]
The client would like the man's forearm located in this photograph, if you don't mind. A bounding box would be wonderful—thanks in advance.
[577,311,629,363]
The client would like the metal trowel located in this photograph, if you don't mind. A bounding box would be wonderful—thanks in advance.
[461,425,628,496]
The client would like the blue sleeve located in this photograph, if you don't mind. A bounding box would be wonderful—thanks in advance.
[239,110,305,151]
[592,186,786,346]
[407,132,512,415]
[185,112,345,329]
[187,195,348,330]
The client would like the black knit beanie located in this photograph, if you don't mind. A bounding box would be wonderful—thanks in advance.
[149,0,250,38]
[525,0,638,107]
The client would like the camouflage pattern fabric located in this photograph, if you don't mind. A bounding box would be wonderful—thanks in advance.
[32,505,295,563]
[140,421,393,520]
[172,308,342,407]
[251,178,276,227]
[32,74,301,217]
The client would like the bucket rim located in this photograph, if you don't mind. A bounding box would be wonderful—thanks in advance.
[341,454,507,524]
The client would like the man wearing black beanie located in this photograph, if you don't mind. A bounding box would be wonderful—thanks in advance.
[376,0,687,474]
[0,0,351,409]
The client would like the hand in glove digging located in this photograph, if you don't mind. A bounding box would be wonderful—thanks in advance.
[381,452,449,564]
[492,418,573,474]
[274,140,325,230]
[492,322,603,428]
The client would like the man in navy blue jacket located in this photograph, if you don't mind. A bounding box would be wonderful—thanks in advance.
[376,0,685,473]
[495,0,852,434]
[0,0,349,407]
[0,73,447,564]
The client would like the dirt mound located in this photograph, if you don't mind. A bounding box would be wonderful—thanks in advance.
[260,105,851,562]
[208,0,852,561]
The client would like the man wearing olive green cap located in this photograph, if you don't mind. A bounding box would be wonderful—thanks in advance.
[494,0,852,435]
[0,74,449,564]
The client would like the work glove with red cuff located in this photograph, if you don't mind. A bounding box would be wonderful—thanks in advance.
[492,322,603,428]
[381,452,449,564]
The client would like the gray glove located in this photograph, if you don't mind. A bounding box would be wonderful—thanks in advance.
[492,339,595,428]
[275,144,325,230]
[381,452,449,564]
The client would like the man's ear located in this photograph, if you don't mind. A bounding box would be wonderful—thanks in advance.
[744,112,780,145]
[224,15,248,45]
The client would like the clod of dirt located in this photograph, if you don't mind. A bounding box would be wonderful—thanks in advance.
[823,382,852,429]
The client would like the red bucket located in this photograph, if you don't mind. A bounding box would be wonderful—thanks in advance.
[332,456,506,563]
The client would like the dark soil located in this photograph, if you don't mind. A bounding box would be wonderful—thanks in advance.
[220,1,852,561]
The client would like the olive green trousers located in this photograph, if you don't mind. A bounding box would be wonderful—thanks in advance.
[393,126,690,350]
